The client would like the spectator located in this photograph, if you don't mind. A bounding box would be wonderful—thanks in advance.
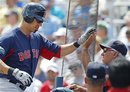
[81,40,127,71]
[71,0,92,31]
[67,62,84,86]
[99,40,127,65]
[42,0,66,20]
[38,7,62,41]
[118,11,130,43]
[95,20,112,62]
[68,20,83,43]
[0,0,22,29]
[108,59,130,92]
[69,62,106,92]
[1,10,19,35]
[125,30,130,60]
[53,27,67,45]
[40,62,68,92]
[81,40,128,91]
[96,21,110,44]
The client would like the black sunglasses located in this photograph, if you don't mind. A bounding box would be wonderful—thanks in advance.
[103,48,114,53]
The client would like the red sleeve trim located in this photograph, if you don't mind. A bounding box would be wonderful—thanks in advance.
[55,47,61,58]
[40,47,61,60]
[2,49,14,62]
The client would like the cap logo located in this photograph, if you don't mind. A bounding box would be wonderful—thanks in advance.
[92,75,97,79]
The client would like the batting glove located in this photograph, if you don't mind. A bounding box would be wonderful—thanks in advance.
[8,68,33,87]
[77,27,96,45]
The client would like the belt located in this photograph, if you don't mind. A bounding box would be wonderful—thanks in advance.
[9,80,26,91]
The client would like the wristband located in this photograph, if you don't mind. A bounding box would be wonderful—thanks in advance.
[8,67,15,76]
[73,41,80,48]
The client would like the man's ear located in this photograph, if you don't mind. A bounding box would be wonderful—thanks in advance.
[113,51,119,58]
[84,77,88,84]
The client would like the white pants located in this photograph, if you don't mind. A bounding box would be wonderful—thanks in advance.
[0,78,23,92]
[0,78,40,92]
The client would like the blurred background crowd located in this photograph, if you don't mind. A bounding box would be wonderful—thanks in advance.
[0,0,130,92]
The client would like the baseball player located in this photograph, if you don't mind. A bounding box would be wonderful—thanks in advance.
[0,2,95,92]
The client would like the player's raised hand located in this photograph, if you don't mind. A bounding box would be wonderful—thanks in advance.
[82,32,96,48]
[77,27,96,45]
[11,68,33,86]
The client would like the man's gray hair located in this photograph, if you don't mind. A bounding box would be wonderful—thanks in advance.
[109,53,126,65]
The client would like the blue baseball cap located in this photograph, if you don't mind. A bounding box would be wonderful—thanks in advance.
[51,87,73,92]
[100,40,127,56]
[86,62,106,80]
